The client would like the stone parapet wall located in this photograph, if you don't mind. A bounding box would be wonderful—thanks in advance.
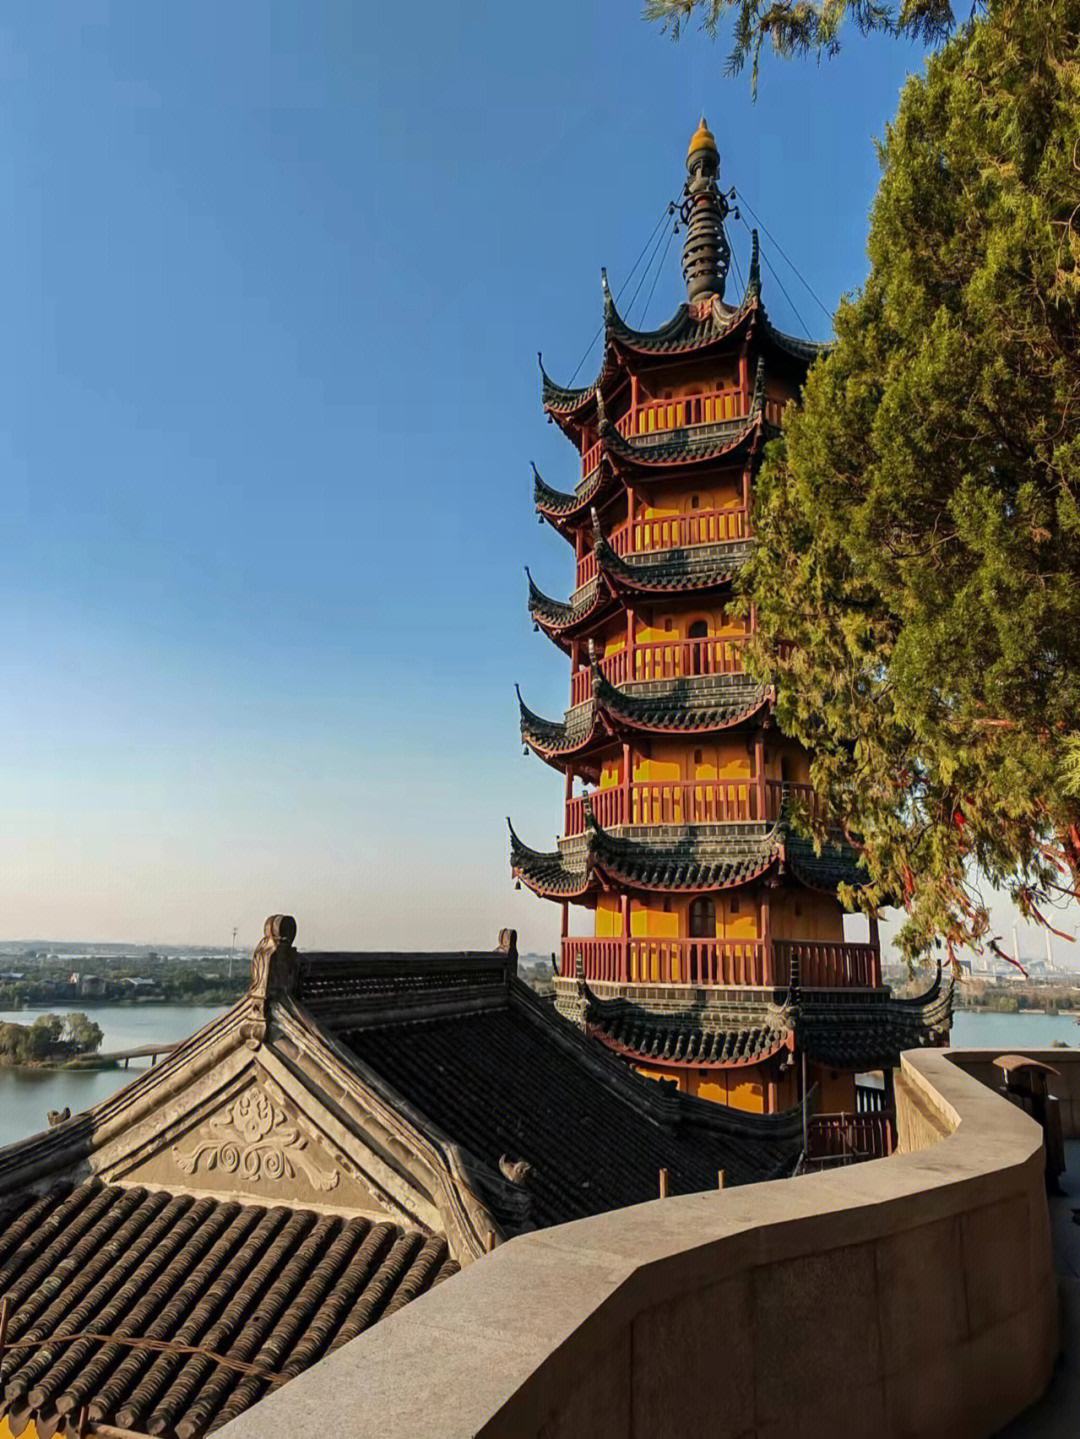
[220,1048,1058,1439]
[949,1046,1080,1137]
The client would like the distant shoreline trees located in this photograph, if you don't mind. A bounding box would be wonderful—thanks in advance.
[0,1011,104,1067]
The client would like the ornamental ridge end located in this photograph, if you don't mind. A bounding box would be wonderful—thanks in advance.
[249,914,299,1004]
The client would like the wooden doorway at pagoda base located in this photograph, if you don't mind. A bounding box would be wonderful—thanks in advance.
[688,896,715,985]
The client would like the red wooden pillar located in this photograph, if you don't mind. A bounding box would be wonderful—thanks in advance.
[620,892,631,980]
[626,605,636,679]
[753,730,767,821]
[738,344,749,407]
[868,912,882,987]
[630,372,639,430]
[622,741,632,826]
[626,483,636,551]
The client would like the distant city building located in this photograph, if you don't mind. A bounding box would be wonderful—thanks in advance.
[510,122,950,1147]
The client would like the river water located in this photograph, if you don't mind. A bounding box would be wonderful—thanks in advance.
[0,1004,1074,1151]
[0,1004,225,1150]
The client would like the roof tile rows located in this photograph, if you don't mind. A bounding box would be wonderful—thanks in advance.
[340,1004,795,1229]
[0,1181,455,1438]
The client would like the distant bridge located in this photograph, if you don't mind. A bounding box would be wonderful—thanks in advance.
[93,1042,179,1070]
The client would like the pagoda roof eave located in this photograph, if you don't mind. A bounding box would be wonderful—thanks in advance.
[533,461,622,533]
[594,670,772,736]
[600,412,770,475]
[509,814,788,901]
[556,967,951,1073]
[538,243,830,415]
[593,524,751,598]
[526,571,615,647]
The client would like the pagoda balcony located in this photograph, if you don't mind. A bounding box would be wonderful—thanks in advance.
[578,386,785,477]
[563,779,818,835]
[561,937,881,989]
[570,636,747,705]
[575,506,749,588]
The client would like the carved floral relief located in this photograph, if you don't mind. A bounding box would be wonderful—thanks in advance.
[173,1084,339,1191]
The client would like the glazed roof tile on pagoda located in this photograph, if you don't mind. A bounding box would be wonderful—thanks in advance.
[597,399,769,475]
[527,540,747,645]
[518,671,771,769]
[540,240,826,432]
[794,971,955,1069]
[508,813,866,899]
[0,918,803,1437]
[576,988,793,1068]
[532,460,621,531]
[526,569,609,639]
[555,968,952,1073]
[593,525,752,597]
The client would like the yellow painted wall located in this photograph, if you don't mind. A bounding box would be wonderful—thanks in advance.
[814,1067,857,1113]
[622,895,760,942]
[636,362,740,401]
[596,893,622,937]
[630,737,753,782]
[634,1062,772,1116]
[771,890,845,943]
[640,475,743,520]
[0,1421,42,1439]
[635,607,748,644]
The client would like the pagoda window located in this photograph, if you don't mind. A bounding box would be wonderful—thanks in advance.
[688,619,709,639]
[689,898,716,938]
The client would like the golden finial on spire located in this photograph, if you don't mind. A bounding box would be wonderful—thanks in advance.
[687,116,718,161]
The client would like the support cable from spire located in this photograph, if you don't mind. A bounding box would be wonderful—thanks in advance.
[737,214,812,339]
[733,192,833,324]
[565,200,676,386]
[639,222,677,327]
[624,210,677,328]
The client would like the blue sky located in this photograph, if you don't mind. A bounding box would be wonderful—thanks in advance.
[0,1,1064,961]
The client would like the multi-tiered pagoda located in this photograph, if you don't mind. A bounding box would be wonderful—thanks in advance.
[510,121,950,1148]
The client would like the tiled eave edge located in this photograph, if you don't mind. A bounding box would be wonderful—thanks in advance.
[217,1047,1057,1439]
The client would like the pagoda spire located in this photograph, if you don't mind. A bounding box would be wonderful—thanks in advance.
[681,118,732,303]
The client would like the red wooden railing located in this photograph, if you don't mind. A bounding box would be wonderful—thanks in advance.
[616,388,744,437]
[563,779,817,835]
[772,940,880,988]
[561,935,878,989]
[578,389,786,477]
[807,1113,894,1163]
[608,636,746,684]
[570,636,748,704]
[575,508,748,589]
[562,936,768,986]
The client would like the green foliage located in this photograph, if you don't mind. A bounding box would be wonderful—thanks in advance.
[744,0,1080,962]
[0,1010,105,1064]
[644,0,968,88]
[64,1012,103,1053]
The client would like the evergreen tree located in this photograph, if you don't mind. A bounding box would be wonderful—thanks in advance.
[645,0,971,87]
[743,0,1080,962]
